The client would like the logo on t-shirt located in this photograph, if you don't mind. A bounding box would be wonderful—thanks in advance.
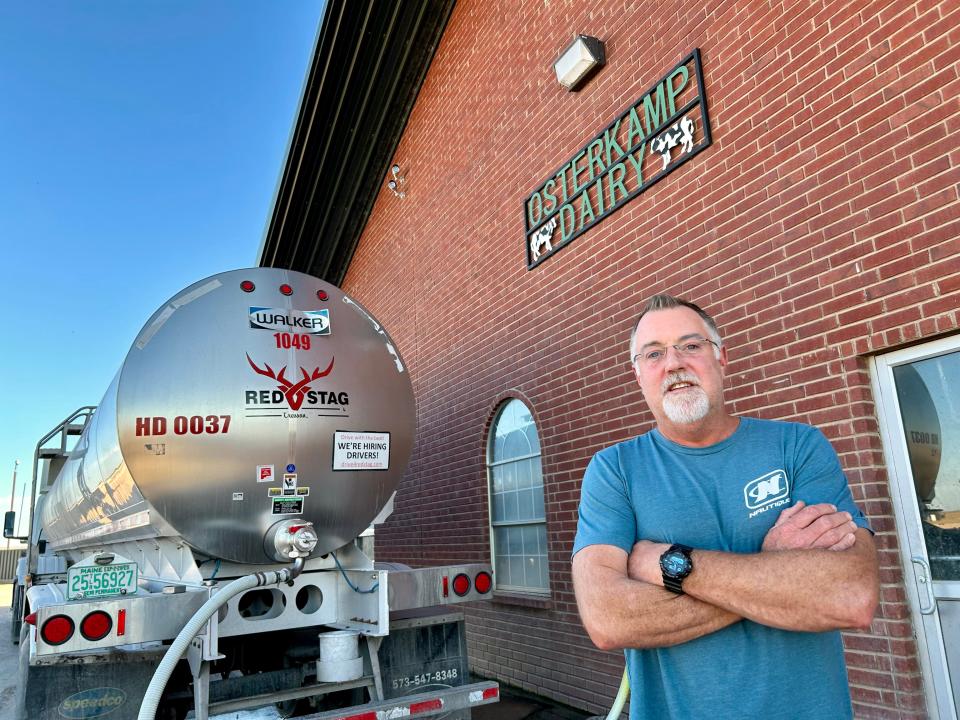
[744,469,790,517]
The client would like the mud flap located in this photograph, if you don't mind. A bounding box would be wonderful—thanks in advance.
[17,644,167,720]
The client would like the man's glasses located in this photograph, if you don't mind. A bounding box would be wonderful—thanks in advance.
[632,337,720,368]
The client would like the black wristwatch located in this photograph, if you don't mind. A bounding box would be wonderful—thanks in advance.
[659,544,693,594]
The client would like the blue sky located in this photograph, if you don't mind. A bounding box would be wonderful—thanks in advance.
[0,2,324,520]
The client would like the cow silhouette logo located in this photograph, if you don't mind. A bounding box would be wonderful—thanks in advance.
[650,116,695,171]
[530,216,559,261]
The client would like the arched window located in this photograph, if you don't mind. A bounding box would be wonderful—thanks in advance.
[487,399,548,594]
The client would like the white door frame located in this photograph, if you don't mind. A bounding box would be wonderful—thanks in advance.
[871,334,960,720]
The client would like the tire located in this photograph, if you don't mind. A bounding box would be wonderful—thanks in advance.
[12,622,29,720]
[9,583,22,645]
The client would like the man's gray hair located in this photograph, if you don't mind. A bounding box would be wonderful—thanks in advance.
[628,294,722,362]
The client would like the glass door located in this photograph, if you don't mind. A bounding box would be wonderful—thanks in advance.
[873,335,960,719]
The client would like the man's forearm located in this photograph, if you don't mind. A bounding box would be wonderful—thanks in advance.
[573,509,875,651]
[572,548,740,650]
[653,530,879,632]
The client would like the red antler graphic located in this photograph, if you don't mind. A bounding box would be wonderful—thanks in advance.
[247,354,334,410]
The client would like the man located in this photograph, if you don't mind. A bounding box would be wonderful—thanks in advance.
[572,294,878,720]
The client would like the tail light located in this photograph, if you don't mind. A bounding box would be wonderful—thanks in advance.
[452,573,470,597]
[474,571,493,594]
[24,612,37,626]
[80,611,113,641]
[40,615,75,645]
[410,698,443,714]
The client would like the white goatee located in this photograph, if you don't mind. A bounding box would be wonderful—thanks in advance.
[661,372,710,424]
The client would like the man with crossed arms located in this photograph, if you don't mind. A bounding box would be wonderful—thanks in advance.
[572,294,879,719]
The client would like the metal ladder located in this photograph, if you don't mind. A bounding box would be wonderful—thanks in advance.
[8,406,95,643]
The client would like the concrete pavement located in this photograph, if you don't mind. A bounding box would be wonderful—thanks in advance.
[0,583,18,720]
[473,685,595,720]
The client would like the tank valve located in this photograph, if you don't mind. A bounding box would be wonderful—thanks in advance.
[265,519,319,562]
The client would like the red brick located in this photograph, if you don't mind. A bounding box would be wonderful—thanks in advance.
[330,3,952,717]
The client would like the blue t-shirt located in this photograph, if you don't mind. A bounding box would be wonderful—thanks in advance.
[572,417,870,720]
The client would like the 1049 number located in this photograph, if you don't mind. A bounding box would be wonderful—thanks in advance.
[273,333,311,350]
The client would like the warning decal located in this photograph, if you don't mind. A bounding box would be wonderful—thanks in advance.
[272,497,304,515]
[268,487,310,497]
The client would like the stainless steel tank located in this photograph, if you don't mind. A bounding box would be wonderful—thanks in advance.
[39,269,415,563]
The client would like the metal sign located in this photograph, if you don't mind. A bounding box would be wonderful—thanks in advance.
[524,48,712,269]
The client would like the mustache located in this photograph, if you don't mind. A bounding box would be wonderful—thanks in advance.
[662,372,701,393]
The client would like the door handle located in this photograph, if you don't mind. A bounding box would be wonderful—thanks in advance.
[911,556,936,615]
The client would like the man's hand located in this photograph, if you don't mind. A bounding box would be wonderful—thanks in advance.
[762,501,858,552]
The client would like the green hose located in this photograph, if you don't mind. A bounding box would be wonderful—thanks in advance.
[604,668,629,720]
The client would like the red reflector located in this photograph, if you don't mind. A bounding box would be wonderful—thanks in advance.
[452,573,470,597]
[442,576,449,597]
[410,698,443,714]
[279,283,293,296]
[80,610,113,641]
[482,687,499,700]
[335,713,376,720]
[240,280,255,292]
[117,609,126,636]
[474,571,493,594]
[24,612,37,626]
[41,615,75,646]
[317,290,328,301]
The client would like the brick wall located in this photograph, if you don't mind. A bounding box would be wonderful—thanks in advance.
[339,1,960,717]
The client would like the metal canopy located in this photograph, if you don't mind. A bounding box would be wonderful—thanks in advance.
[259,0,455,284]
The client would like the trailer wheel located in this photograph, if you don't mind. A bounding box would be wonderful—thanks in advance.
[9,584,23,645]
[12,622,29,720]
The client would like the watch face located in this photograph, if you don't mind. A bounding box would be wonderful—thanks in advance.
[662,551,691,577]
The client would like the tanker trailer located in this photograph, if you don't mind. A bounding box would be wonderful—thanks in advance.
[6,268,499,720]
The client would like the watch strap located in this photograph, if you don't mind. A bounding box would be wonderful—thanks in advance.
[663,573,685,594]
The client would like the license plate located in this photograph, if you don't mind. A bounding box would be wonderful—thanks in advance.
[67,562,138,600]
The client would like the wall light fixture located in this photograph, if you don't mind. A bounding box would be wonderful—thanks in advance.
[553,35,605,91]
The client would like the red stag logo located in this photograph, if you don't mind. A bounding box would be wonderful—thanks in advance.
[246,354,334,410]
